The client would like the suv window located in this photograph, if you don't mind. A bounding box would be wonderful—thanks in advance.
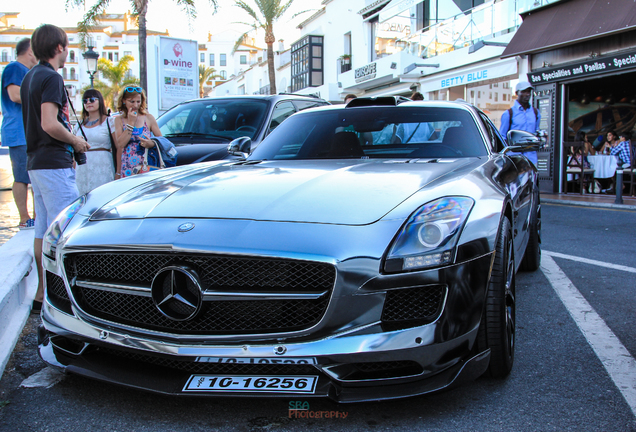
[293,100,327,112]
[158,100,269,141]
[268,101,296,134]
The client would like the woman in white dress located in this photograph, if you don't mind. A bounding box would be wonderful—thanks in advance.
[73,89,117,195]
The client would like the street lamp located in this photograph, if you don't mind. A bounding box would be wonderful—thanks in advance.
[82,42,99,88]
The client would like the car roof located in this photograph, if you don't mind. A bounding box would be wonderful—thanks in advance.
[177,94,328,106]
[294,98,479,114]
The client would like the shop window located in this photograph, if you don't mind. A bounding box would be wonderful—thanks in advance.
[291,35,323,92]
[220,54,226,66]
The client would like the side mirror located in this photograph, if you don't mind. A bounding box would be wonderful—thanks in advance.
[228,137,252,158]
[503,130,543,153]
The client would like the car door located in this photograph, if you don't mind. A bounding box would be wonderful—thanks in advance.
[479,112,532,260]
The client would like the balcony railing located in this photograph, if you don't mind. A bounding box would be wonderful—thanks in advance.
[338,57,352,74]
[379,0,561,60]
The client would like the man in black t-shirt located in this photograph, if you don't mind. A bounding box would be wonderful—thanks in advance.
[20,24,89,312]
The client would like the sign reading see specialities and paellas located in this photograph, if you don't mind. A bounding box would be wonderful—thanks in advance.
[159,37,198,110]
[528,50,636,85]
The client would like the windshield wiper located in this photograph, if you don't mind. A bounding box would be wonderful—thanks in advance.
[164,132,230,140]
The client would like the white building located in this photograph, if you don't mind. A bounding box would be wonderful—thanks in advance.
[0,12,169,116]
[215,0,559,127]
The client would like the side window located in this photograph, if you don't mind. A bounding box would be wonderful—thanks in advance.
[293,100,326,112]
[159,108,192,135]
[478,112,505,153]
[267,101,296,135]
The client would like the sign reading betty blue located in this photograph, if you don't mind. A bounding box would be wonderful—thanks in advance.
[441,70,488,88]
[529,50,636,85]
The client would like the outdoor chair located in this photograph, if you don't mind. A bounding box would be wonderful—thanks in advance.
[565,142,595,194]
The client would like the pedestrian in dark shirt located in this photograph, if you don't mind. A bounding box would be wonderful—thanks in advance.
[20,24,89,313]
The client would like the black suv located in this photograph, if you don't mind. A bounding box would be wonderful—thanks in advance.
[157,94,329,165]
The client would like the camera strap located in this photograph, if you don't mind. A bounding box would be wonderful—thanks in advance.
[64,88,88,142]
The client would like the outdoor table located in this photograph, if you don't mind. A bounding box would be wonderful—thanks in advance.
[587,155,618,178]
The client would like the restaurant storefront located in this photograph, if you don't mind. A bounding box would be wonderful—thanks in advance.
[502,0,636,193]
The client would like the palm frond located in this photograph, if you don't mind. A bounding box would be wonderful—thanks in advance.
[75,0,113,48]
[235,0,260,22]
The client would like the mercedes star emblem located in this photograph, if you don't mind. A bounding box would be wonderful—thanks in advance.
[151,265,203,321]
[178,222,195,232]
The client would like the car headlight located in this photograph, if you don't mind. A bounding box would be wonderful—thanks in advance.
[42,196,86,260]
[384,197,474,272]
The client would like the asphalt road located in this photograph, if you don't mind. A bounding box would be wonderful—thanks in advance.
[0,202,635,432]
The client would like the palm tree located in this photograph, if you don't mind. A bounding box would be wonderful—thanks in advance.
[198,64,222,97]
[233,0,309,95]
[69,0,217,92]
[91,55,139,111]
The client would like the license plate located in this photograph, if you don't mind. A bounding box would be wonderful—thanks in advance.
[183,375,318,393]
[195,357,316,365]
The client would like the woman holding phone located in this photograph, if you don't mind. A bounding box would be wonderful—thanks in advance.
[114,86,162,178]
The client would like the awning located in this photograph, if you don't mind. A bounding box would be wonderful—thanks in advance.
[501,0,636,58]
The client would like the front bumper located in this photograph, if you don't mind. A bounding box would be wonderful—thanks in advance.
[38,250,493,402]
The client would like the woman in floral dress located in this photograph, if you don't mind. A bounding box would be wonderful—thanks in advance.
[113,86,162,178]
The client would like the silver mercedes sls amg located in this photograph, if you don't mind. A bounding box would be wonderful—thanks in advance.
[38,97,542,402]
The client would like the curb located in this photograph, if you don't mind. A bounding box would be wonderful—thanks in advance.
[542,198,636,210]
[0,230,37,379]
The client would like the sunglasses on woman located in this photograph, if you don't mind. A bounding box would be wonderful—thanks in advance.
[124,86,143,93]
[83,97,99,104]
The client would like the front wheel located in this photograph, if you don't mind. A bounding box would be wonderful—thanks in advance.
[478,217,515,378]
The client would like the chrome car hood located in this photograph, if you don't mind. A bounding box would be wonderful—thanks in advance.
[92,158,480,225]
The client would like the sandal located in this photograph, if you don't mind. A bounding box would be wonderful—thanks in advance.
[19,218,35,230]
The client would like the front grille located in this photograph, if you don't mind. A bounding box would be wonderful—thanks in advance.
[97,347,318,375]
[381,285,446,331]
[64,253,335,335]
[45,271,72,314]
[66,253,333,292]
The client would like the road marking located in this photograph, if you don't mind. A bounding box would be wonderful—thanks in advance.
[541,255,636,418]
[544,250,636,274]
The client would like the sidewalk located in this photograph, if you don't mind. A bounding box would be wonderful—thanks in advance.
[542,191,636,210]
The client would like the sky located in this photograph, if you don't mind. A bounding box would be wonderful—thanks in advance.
[9,0,324,46]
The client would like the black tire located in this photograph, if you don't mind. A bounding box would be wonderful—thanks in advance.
[520,193,541,272]
[478,217,515,378]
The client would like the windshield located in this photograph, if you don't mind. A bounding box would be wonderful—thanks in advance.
[249,106,487,160]
[157,99,269,142]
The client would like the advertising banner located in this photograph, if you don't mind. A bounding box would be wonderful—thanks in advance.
[159,37,198,110]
